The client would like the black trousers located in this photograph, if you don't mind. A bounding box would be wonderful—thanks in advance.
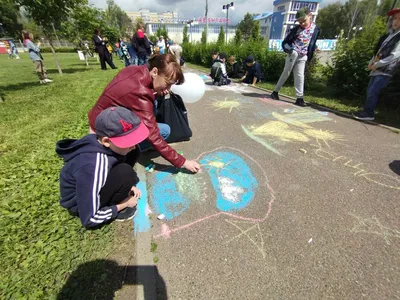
[99,50,116,70]
[99,147,140,207]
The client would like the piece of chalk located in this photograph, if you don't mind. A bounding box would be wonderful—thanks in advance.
[148,168,154,173]
[299,149,307,154]
[177,151,183,155]
[308,238,313,244]
[145,163,155,171]
[157,214,165,220]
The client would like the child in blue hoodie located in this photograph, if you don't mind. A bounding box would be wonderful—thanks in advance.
[56,107,149,228]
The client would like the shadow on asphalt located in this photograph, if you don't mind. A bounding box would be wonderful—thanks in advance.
[57,260,168,300]
[138,151,195,175]
[389,160,400,176]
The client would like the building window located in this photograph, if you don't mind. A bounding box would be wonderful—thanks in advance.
[278,5,285,12]
[288,14,297,22]
[291,2,317,12]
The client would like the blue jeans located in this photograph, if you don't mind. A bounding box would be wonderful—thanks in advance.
[364,75,391,116]
[139,123,171,151]
[137,55,148,66]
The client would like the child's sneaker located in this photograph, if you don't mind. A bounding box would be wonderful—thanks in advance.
[40,80,46,84]
[116,206,137,221]
[295,98,306,107]
[270,91,280,100]
[44,78,53,83]
[353,111,374,121]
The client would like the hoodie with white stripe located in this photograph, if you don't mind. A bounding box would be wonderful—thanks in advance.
[56,134,126,228]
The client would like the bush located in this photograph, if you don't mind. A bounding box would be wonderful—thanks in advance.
[326,18,387,97]
[39,47,78,53]
[182,40,287,81]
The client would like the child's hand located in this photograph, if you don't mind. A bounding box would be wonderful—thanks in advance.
[130,186,142,199]
[368,63,377,71]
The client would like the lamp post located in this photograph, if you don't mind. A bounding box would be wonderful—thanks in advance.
[222,2,234,43]
[187,19,196,43]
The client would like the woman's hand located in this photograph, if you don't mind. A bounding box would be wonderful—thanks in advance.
[182,160,201,173]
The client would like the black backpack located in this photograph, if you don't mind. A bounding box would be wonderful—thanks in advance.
[156,93,192,143]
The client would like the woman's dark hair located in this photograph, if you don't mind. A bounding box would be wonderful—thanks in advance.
[148,54,185,85]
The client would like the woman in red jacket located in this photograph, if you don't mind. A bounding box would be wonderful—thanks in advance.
[88,53,201,173]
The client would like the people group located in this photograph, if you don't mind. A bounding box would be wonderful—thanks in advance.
[54,6,400,228]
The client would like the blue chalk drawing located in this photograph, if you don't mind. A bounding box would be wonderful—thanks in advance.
[200,151,258,212]
[150,171,191,220]
[134,180,151,235]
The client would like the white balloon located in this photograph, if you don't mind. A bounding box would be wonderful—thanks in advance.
[171,73,205,103]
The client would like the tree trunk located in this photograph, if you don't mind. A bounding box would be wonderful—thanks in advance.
[48,38,63,74]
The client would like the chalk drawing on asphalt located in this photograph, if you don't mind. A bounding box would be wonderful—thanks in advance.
[349,213,400,245]
[311,140,400,190]
[200,151,258,212]
[152,147,276,248]
[225,219,266,259]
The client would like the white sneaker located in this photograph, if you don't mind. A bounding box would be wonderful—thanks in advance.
[44,79,53,83]
[40,80,46,84]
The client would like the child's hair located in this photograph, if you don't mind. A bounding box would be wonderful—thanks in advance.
[245,55,255,63]
[94,29,100,35]
[137,23,145,30]
[219,52,227,60]
[211,51,218,56]
[22,31,30,40]
[148,53,185,85]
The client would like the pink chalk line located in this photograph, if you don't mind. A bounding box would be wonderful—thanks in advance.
[153,147,276,239]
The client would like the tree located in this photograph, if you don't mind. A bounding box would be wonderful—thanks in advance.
[217,26,225,44]
[237,13,255,40]
[104,0,133,37]
[18,0,86,74]
[251,21,261,41]
[233,28,243,45]
[201,28,207,44]
[0,0,23,39]
[317,2,348,39]
[155,25,169,41]
[183,25,189,43]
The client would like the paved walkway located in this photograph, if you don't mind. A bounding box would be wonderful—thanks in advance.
[134,71,400,300]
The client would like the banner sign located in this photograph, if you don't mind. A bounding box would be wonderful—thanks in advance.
[268,39,337,51]
[196,17,231,24]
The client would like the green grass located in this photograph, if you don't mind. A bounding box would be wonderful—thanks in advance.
[185,62,400,128]
[0,53,127,298]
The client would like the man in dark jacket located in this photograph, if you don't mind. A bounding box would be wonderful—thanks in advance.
[131,24,151,65]
[270,7,320,107]
[92,29,117,70]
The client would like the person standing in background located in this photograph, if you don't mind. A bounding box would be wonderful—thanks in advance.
[23,31,52,84]
[131,23,151,65]
[93,29,117,70]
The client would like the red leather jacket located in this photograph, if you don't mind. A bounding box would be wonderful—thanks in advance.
[88,65,185,168]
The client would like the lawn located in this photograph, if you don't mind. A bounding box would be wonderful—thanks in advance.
[0,53,127,298]
[185,62,400,129]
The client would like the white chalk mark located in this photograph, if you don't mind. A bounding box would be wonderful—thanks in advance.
[218,177,245,203]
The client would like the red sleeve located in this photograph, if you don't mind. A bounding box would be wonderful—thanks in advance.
[138,101,186,168]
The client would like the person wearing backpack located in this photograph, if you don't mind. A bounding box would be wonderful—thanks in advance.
[353,8,400,121]
[131,23,151,65]
[210,52,231,86]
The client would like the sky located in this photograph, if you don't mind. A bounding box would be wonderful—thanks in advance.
[89,0,343,24]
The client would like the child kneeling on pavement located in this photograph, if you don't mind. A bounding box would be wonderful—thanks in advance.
[56,107,149,228]
[210,52,231,86]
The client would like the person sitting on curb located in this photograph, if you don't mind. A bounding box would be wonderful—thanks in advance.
[228,55,244,79]
[353,8,400,121]
[56,107,150,228]
[241,55,263,86]
[270,7,320,107]
[88,53,201,173]
[210,52,231,86]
